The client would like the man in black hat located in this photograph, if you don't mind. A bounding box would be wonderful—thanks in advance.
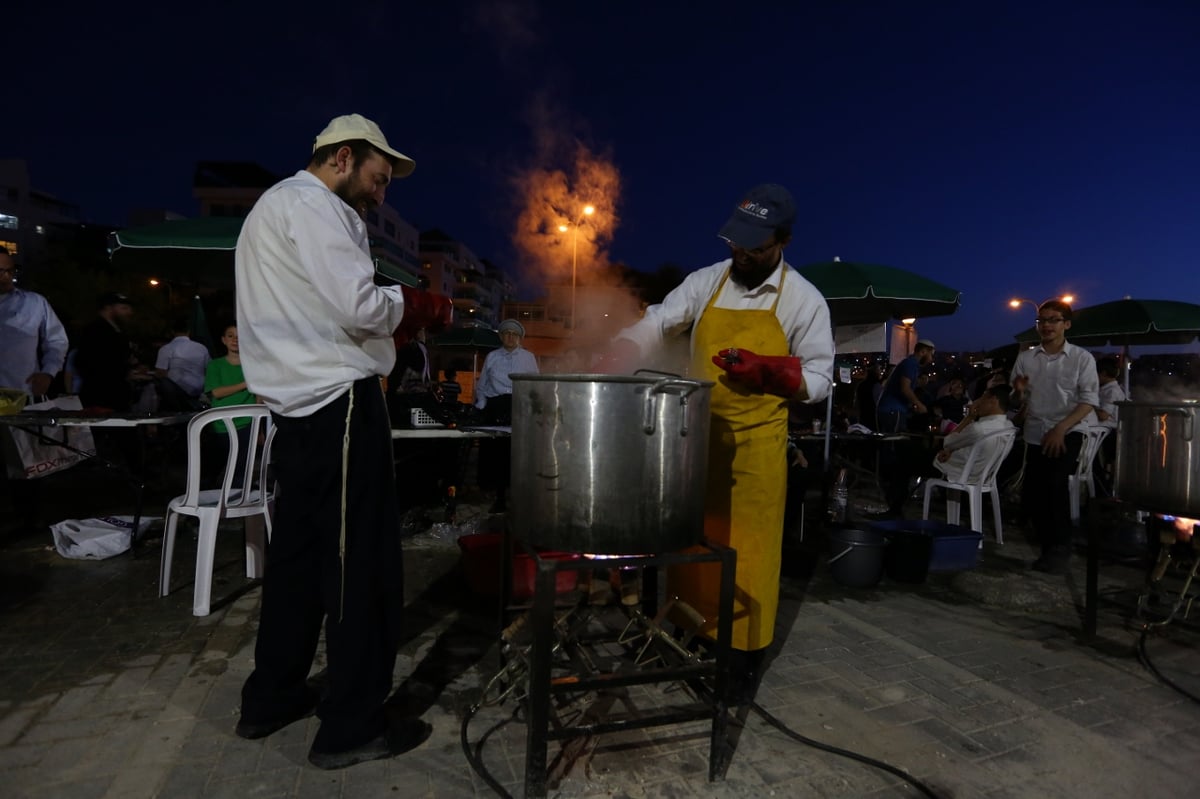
[76,292,138,412]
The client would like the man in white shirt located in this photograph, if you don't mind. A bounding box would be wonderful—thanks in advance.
[154,320,210,397]
[875,385,1017,518]
[473,318,539,412]
[234,114,431,769]
[473,318,538,513]
[934,385,1016,481]
[0,248,68,535]
[1011,300,1099,574]
[610,183,834,703]
[0,249,68,399]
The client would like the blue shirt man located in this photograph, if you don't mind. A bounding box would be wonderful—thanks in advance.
[876,339,935,432]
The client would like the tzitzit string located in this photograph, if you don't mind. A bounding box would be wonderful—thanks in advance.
[338,385,356,622]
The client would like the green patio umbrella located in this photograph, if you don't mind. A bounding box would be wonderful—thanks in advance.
[797,258,962,325]
[109,217,419,288]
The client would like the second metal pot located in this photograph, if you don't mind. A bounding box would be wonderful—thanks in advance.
[1114,399,1200,516]
[510,372,713,555]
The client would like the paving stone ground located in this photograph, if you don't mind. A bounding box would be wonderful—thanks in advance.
[2,461,1199,798]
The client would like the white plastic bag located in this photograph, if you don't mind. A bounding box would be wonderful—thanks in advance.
[49,515,160,560]
[1,397,97,479]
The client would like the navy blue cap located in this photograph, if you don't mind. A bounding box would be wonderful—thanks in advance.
[718,184,797,249]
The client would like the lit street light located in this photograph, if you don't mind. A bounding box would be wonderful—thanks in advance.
[558,204,595,331]
[1008,294,1076,315]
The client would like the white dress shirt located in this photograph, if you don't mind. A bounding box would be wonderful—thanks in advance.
[615,258,834,404]
[1011,341,1099,444]
[235,170,406,417]
[1097,379,1125,430]
[0,288,69,397]
[155,335,211,396]
[474,346,539,408]
[935,414,1015,483]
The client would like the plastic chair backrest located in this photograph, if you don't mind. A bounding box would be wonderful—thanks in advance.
[180,405,273,510]
[1075,426,1110,479]
[945,427,1018,486]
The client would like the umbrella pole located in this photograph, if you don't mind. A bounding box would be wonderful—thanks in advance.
[1123,344,1132,399]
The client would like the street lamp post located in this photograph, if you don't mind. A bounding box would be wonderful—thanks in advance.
[558,204,595,331]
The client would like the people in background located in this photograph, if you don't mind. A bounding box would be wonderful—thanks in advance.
[877,385,1017,518]
[0,246,69,535]
[438,369,462,405]
[1011,300,1098,574]
[876,339,935,433]
[0,247,68,400]
[474,318,538,513]
[155,317,211,399]
[474,319,538,418]
[390,326,432,395]
[76,292,139,412]
[855,364,882,429]
[933,385,1016,481]
[935,376,969,427]
[203,323,256,483]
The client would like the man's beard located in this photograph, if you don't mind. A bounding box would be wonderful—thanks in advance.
[334,169,376,218]
[729,258,776,290]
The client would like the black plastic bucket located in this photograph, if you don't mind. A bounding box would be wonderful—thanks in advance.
[884,529,934,583]
[827,526,887,588]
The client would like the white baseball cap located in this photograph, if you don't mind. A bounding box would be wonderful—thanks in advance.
[313,114,415,177]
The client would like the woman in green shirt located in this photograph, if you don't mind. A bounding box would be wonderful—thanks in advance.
[204,324,258,483]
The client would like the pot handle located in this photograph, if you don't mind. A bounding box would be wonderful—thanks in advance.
[643,377,704,436]
[827,545,856,565]
[1148,408,1194,442]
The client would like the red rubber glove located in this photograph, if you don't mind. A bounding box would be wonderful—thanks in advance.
[711,348,803,398]
[398,285,454,339]
[592,338,640,374]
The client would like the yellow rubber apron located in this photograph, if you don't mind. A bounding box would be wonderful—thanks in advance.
[670,268,790,651]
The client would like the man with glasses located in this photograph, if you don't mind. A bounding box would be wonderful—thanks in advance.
[608,183,834,703]
[1011,299,1099,574]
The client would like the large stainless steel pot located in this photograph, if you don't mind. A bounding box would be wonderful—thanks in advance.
[1114,400,1200,516]
[510,372,713,554]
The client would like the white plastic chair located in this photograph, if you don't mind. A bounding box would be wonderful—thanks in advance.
[159,405,276,616]
[1069,426,1110,525]
[922,427,1018,544]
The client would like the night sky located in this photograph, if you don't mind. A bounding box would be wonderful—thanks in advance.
[9,1,1198,351]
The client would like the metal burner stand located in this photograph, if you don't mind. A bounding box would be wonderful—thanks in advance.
[513,540,736,798]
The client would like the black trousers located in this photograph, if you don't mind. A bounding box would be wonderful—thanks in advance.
[240,378,403,753]
[1021,431,1084,557]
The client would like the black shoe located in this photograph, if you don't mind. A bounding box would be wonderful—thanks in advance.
[235,690,320,740]
[307,718,432,770]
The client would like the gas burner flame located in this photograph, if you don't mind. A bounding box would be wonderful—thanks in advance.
[1157,514,1197,543]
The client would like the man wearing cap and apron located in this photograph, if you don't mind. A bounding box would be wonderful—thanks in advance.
[234,114,435,769]
[611,184,834,701]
